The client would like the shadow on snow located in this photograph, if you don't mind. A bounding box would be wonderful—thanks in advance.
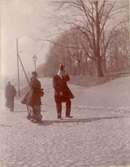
[37,115,127,126]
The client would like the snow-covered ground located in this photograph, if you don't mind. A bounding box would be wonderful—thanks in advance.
[0,76,130,167]
[41,76,130,119]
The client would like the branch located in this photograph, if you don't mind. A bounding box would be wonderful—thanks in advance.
[37,38,85,51]
[101,20,127,58]
[80,40,95,60]
[53,0,81,10]
[100,0,117,34]
[79,0,95,25]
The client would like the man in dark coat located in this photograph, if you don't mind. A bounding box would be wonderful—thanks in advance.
[5,81,16,111]
[22,72,44,122]
[53,64,74,119]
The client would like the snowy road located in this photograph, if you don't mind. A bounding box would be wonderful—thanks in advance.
[0,77,130,167]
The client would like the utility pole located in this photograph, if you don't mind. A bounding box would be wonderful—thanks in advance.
[16,38,21,97]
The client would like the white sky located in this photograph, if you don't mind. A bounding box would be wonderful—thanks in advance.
[1,0,63,79]
[0,0,129,80]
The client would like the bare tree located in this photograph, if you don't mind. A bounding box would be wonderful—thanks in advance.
[107,23,129,72]
[52,0,128,77]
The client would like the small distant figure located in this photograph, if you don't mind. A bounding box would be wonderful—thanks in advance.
[53,64,74,119]
[5,81,16,112]
[22,71,44,123]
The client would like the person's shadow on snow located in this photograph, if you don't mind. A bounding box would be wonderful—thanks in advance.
[36,115,124,126]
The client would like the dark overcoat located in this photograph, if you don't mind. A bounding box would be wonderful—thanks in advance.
[5,84,16,107]
[53,74,74,103]
[22,78,43,107]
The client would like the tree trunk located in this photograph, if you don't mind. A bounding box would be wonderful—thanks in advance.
[96,55,104,77]
[95,1,104,77]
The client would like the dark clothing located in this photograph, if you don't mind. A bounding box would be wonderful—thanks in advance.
[30,77,42,107]
[53,74,74,103]
[56,100,71,118]
[21,77,43,122]
[22,78,43,107]
[53,74,74,118]
[5,84,16,111]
